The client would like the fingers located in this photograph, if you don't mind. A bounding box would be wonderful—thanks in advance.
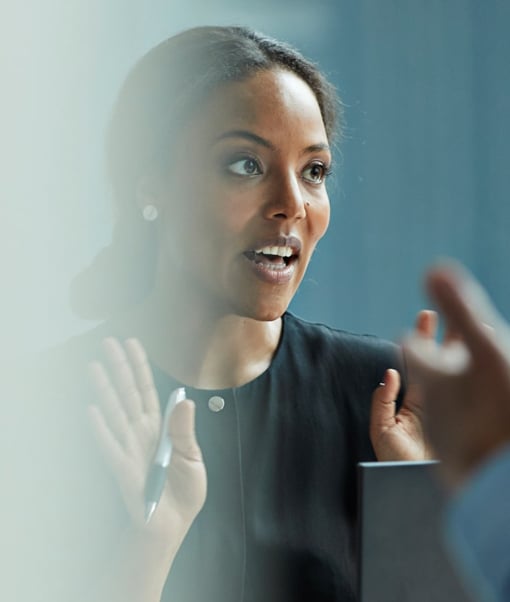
[87,339,206,526]
[102,338,144,420]
[425,264,502,357]
[90,336,160,424]
[88,337,162,452]
[88,361,131,447]
[414,309,438,339]
[403,333,469,379]
[370,368,401,441]
[124,338,160,417]
[87,404,125,476]
[443,323,461,345]
[87,404,147,512]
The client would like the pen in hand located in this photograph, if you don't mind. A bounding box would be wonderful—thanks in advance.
[144,387,187,522]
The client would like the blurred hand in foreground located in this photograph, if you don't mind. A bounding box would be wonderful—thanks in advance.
[402,262,510,489]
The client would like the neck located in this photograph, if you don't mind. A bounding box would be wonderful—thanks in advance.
[114,282,283,389]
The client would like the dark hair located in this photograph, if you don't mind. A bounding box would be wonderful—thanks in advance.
[71,25,342,319]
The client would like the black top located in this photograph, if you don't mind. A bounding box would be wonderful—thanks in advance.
[18,313,402,602]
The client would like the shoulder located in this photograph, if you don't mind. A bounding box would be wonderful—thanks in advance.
[24,322,115,405]
[40,320,117,372]
[282,312,401,371]
[278,312,404,409]
[275,313,402,461]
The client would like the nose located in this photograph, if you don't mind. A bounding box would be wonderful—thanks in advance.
[263,170,306,221]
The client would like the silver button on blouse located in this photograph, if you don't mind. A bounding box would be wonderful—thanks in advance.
[208,395,225,412]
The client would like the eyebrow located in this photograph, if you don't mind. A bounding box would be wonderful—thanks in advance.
[215,130,275,149]
[303,143,331,155]
[215,129,330,155]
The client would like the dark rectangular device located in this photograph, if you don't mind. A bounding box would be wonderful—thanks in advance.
[357,461,474,602]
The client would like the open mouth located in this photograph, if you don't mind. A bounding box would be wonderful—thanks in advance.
[243,245,298,269]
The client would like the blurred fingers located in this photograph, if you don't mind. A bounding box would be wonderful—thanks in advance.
[87,405,145,507]
[124,338,160,417]
[443,323,461,345]
[425,264,503,356]
[88,361,131,446]
[87,404,125,474]
[414,309,438,339]
[403,333,469,381]
[102,337,144,420]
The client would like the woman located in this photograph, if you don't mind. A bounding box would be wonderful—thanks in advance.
[47,25,432,602]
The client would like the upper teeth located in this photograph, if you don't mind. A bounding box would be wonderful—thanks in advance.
[255,246,293,257]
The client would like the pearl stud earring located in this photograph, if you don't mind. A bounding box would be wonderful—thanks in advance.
[142,204,158,221]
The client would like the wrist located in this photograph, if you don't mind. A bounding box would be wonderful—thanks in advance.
[123,521,188,563]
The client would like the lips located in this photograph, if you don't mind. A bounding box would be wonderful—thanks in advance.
[242,236,302,284]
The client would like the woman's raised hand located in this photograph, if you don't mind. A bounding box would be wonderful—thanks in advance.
[88,337,207,542]
[369,310,436,461]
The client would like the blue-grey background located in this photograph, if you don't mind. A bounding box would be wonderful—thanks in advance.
[4,0,510,353]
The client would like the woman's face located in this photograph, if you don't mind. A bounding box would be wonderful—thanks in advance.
[155,68,331,321]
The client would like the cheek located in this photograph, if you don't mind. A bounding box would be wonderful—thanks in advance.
[162,179,216,239]
[202,183,259,245]
[155,193,205,268]
[309,197,331,243]
[159,189,246,273]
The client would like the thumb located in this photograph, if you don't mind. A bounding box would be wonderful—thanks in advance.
[168,400,203,463]
[166,400,207,523]
[370,368,401,442]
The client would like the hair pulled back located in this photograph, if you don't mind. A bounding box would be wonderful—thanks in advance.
[71,26,341,319]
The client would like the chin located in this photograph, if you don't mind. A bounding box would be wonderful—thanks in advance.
[252,307,286,322]
[231,293,291,323]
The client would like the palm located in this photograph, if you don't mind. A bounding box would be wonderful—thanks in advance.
[370,310,436,462]
[373,378,432,461]
[88,337,206,537]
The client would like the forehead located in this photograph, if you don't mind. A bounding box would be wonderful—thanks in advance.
[186,69,328,146]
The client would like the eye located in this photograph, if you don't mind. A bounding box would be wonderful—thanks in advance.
[302,162,331,184]
[226,156,262,177]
